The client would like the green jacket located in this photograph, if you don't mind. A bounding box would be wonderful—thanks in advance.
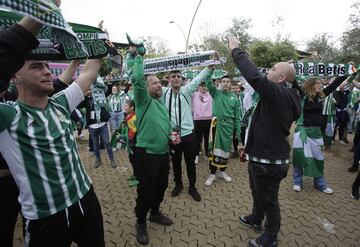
[206,76,241,139]
[133,55,170,154]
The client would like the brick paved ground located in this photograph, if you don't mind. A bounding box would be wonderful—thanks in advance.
[13,136,360,247]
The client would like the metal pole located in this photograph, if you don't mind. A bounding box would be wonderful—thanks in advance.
[185,0,203,53]
[169,21,187,47]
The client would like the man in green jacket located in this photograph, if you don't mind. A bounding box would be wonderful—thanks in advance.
[132,50,173,245]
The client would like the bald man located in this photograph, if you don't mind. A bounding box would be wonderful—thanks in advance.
[229,37,301,247]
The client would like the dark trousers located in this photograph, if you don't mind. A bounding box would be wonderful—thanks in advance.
[170,132,197,188]
[135,148,169,224]
[233,135,239,153]
[248,161,289,239]
[209,163,226,174]
[0,175,20,247]
[89,125,114,162]
[338,120,348,141]
[353,122,360,148]
[24,187,104,247]
[240,127,246,146]
[129,147,138,178]
[194,120,211,156]
[353,171,360,189]
[352,124,360,169]
[88,134,105,152]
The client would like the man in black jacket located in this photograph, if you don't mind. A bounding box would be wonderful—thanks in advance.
[229,36,301,247]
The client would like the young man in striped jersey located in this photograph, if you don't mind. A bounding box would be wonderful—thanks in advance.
[0,56,104,246]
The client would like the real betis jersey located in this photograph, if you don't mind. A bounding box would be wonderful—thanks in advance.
[0,83,92,220]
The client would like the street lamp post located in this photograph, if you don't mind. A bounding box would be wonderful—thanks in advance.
[185,0,203,53]
[170,0,203,53]
[169,20,187,46]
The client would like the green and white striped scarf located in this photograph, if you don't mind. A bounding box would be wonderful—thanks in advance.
[91,76,108,123]
[0,10,121,60]
[293,97,324,177]
[0,1,87,58]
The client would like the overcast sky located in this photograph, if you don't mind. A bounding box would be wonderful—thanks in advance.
[61,0,356,54]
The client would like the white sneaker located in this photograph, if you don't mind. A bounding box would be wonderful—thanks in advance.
[205,174,216,186]
[322,187,334,194]
[219,171,232,182]
[293,185,302,192]
[339,140,347,145]
[195,155,199,165]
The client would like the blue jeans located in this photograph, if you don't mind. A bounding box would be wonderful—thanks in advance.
[89,124,114,162]
[109,111,123,133]
[292,166,328,190]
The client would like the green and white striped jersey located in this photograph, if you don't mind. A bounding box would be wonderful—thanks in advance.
[0,83,92,220]
[108,93,122,112]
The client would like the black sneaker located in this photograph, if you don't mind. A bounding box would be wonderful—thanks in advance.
[239,215,263,232]
[249,235,278,247]
[171,184,183,197]
[348,166,359,173]
[149,212,173,226]
[351,186,360,200]
[188,187,201,202]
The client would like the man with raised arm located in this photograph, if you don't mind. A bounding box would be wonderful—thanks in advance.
[229,36,301,247]
[132,47,173,245]
[0,56,105,246]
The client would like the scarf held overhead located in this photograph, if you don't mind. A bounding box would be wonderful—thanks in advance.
[0,9,120,60]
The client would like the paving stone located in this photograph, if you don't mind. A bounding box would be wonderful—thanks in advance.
[12,135,360,247]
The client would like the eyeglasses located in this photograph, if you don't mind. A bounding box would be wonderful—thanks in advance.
[170,75,181,79]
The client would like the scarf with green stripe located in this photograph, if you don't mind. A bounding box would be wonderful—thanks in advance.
[0,7,121,60]
[292,97,324,177]
[0,1,87,58]
[91,76,109,123]
[236,63,359,77]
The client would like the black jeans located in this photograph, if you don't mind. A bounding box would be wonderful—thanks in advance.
[129,146,138,178]
[353,171,360,189]
[352,123,360,169]
[24,187,104,247]
[135,148,169,224]
[0,174,20,247]
[248,161,289,239]
[170,132,197,188]
[194,120,211,156]
[240,127,246,146]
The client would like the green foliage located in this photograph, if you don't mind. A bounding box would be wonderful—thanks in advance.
[225,17,253,51]
[99,58,112,77]
[339,0,360,63]
[249,39,298,68]
[305,33,340,62]
[196,17,254,76]
[140,36,170,58]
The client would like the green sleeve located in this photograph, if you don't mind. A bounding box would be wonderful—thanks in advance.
[0,103,16,132]
[234,97,241,139]
[205,73,217,98]
[133,55,150,106]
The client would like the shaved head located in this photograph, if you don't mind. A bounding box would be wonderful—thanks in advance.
[267,62,296,83]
